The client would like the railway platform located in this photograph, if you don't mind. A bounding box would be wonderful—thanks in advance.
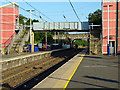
[1,48,66,60]
[32,51,119,89]
[0,48,69,71]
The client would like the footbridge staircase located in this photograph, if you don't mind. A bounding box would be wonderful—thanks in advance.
[3,27,29,55]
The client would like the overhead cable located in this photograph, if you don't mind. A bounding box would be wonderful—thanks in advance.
[68,0,81,22]
[23,0,54,22]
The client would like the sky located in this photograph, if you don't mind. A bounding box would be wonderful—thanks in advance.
[1,1,102,34]
[1,0,103,2]
[1,1,102,22]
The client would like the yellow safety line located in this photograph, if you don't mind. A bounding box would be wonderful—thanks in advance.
[63,54,85,90]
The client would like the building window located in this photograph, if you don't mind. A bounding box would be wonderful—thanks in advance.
[16,19,18,24]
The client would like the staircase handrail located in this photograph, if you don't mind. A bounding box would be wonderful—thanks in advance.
[19,30,30,53]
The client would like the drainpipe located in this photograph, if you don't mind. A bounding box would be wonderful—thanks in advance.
[1,7,2,54]
[116,1,118,55]
[102,1,103,55]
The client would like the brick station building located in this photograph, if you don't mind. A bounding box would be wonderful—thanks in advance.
[0,2,19,52]
[102,0,120,55]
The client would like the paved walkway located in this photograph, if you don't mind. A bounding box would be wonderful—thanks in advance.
[32,51,119,89]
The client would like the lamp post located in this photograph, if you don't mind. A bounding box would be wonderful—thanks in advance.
[103,5,113,56]
[26,10,35,53]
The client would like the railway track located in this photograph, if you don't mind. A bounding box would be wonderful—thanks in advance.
[1,48,84,90]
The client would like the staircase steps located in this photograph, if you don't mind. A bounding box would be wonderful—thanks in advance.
[8,30,29,55]
[14,40,22,42]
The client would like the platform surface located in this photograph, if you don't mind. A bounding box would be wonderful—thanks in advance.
[0,48,67,62]
[32,52,119,89]
[67,55,119,89]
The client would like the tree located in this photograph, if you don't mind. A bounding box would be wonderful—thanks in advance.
[73,39,88,46]
[88,9,102,26]
[19,14,26,25]
[32,19,39,24]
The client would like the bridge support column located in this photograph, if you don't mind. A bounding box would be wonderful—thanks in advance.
[90,29,102,55]
[70,39,73,48]
[58,32,59,45]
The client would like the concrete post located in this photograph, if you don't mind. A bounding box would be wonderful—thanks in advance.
[31,30,34,53]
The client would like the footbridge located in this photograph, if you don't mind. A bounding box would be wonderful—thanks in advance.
[33,22,89,32]
[33,22,101,55]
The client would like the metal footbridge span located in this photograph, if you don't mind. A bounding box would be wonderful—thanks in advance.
[33,22,89,32]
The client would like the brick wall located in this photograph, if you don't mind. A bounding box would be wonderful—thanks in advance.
[0,3,19,47]
[103,1,117,54]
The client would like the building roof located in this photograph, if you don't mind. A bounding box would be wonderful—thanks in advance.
[0,2,19,8]
[103,0,118,2]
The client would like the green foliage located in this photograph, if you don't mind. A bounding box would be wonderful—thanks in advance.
[47,32,54,44]
[19,14,26,25]
[34,32,42,44]
[34,32,54,44]
[19,14,39,25]
[73,39,88,46]
[32,19,39,24]
[88,9,102,26]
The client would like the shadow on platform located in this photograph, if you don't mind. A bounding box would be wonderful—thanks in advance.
[83,76,120,84]
[77,55,102,59]
[48,76,109,88]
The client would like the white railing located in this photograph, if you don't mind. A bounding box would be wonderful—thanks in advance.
[19,31,29,53]
[25,31,30,42]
